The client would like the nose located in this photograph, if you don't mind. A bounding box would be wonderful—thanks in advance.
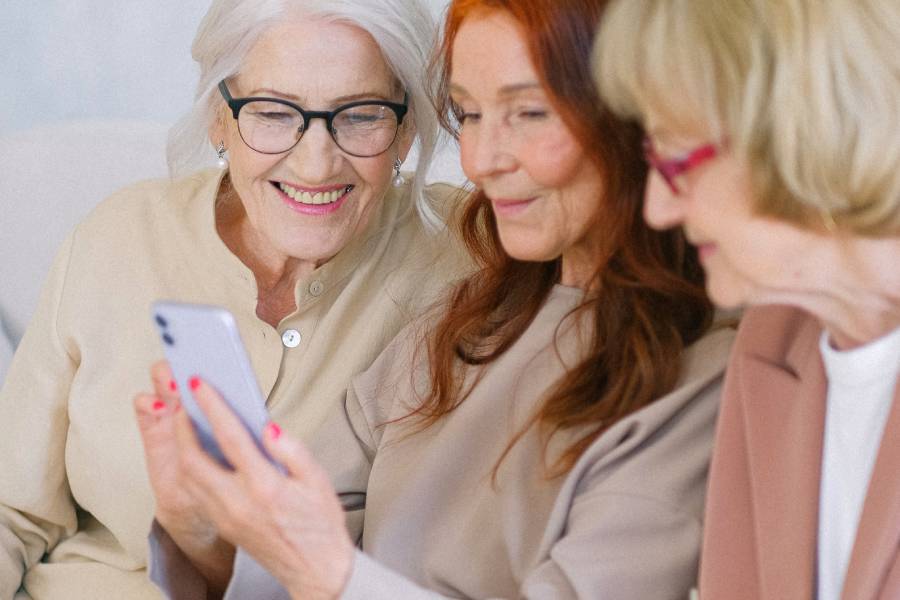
[285,118,342,181]
[643,171,687,230]
[459,119,516,184]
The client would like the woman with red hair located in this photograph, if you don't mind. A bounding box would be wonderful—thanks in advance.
[145,0,733,597]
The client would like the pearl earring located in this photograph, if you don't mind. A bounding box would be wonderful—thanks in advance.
[215,141,229,170]
[392,158,405,187]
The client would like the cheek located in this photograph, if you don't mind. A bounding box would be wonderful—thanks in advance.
[228,147,281,184]
[642,175,680,230]
[350,156,393,196]
[734,228,805,286]
[520,134,585,187]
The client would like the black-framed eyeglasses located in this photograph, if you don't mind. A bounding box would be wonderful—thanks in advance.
[218,79,408,158]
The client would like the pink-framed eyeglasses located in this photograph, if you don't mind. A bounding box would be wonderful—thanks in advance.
[642,136,718,195]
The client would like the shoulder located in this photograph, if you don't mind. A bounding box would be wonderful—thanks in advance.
[678,325,737,392]
[76,169,218,237]
[615,325,736,435]
[53,169,221,297]
[732,305,821,365]
[383,178,468,250]
[422,181,471,221]
[347,316,433,434]
[567,327,735,502]
[376,179,475,303]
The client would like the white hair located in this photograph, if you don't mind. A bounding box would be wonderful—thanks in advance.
[168,0,443,229]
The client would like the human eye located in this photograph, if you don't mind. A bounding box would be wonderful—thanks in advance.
[244,102,299,125]
[510,105,550,126]
[450,100,480,129]
[457,111,481,125]
[520,108,548,120]
[337,105,394,129]
[258,111,295,123]
[347,113,379,123]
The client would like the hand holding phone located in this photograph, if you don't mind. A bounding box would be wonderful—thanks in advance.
[151,301,275,469]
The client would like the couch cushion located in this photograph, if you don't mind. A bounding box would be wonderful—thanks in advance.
[0,119,168,383]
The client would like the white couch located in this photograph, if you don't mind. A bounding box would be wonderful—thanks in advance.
[0,119,170,383]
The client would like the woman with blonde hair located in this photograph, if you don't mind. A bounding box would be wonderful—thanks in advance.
[596,0,900,597]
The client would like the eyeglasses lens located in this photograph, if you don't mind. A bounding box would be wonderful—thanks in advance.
[237,101,400,157]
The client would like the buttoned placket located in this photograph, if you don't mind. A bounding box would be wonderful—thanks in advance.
[277,276,329,349]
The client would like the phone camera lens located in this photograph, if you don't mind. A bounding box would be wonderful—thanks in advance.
[155,314,168,328]
[162,332,175,346]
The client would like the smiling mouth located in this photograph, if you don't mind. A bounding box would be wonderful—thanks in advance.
[275,182,354,206]
[493,198,535,207]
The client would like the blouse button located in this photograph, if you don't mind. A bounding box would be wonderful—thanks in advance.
[281,329,302,348]
[309,280,324,296]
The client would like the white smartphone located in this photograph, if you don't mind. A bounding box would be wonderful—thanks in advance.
[151,300,275,469]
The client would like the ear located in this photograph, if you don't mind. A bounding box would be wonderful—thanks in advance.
[208,103,228,148]
[396,119,416,163]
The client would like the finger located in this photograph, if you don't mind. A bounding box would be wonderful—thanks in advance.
[151,360,182,411]
[134,392,166,419]
[172,408,259,537]
[172,405,238,496]
[133,392,178,466]
[189,376,275,478]
[133,392,172,433]
[263,423,331,489]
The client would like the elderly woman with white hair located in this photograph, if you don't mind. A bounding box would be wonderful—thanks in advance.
[0,0,469,597]
[596,0,900,597]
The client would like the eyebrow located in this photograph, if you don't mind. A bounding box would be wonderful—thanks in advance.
[449,81,543,98]
[247,88,398,105]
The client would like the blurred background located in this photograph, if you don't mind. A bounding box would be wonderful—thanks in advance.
[0,1,454,142]
[0,0,462,181]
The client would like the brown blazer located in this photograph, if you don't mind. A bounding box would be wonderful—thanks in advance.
[700,305,900,600]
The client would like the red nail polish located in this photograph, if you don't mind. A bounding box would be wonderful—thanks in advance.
[152,400,166,412]
[189,376,201,391]
[169,379,177,392]
[267,422,282,440]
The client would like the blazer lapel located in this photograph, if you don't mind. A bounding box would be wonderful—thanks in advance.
[841,379,900,599]
[741,320,827,599]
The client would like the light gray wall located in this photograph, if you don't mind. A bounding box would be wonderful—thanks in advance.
[0,0,452,136]
[0,2,209,135]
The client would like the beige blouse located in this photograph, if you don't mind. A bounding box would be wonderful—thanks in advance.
[0,168,470,600]
[153,286,735,599]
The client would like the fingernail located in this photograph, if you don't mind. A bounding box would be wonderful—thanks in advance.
[267,422,282,440]
[169,379,177,392]
[189,376,201,391]
[152,400,166,412]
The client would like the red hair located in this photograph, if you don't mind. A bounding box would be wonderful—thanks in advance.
[416,0,713,476]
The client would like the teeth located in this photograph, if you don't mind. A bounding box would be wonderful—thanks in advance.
[278,183,348,205]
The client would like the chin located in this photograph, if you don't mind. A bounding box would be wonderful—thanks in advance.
[496,231,557,264]
[501,246,558,264]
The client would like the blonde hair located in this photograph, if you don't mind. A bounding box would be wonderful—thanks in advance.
[167,0,444,229]
[594,0,900,235]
